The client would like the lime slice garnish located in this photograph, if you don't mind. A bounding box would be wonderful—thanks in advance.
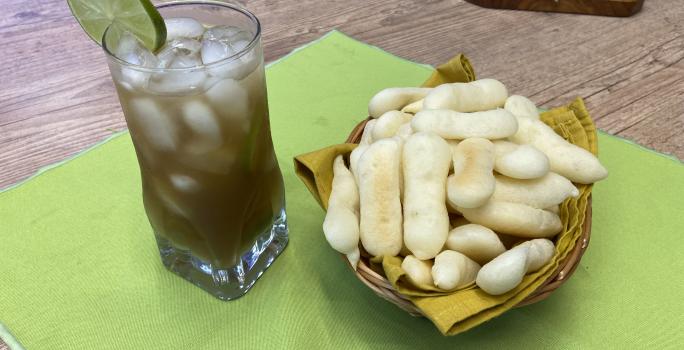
[67,0,166,52]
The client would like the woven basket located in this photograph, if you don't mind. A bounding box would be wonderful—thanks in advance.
[344,118,592,317]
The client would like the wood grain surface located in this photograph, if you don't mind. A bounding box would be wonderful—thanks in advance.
[0,0,683,346]
[1,0,683,192]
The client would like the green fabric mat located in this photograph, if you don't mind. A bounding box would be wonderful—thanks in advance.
[1,31,683,349]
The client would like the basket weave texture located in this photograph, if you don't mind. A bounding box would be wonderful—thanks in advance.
[344,118,593,317]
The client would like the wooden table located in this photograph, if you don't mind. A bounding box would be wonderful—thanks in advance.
[1,0,683,191]
[1,0,683,342]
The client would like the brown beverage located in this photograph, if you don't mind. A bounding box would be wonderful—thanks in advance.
[104,2,287,300]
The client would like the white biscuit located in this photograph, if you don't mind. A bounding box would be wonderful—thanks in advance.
[412,109,518,140]
[423,79,508,112]
[357,138,403,257]
[368,87,432,118]
[458,201,562,238]
[401,255,434,287]
[402,132,452,259]
[526,239,555,272]
[510,117,608,184]
[476,243,529,295]
[401,99,424,114]
[445,224,506,264]
[490,172,579,209]
[359,119,377,146]
[447,138,496,209]
[323,155,361,268]
[432,250,481,291]
[504,95,540,120]
[372,110,413,141]
[476,238,555,295]
[493,140,549,179]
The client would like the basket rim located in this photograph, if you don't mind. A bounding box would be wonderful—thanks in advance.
[343,117,593,316]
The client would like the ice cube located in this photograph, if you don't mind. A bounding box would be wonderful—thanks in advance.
[170,174,200,193]
[205,78,250,132]
[202,25,239,41]
[201,39,256,80]
[182,100,223,153]
[128,98,177,151]
[147,36,208,95]
[147,55,207,95]
[201,39,235,64]
[205,78,246,107]
[202,76,222,91]
[232,39,259,79]
[170,55,203,69]
[230,40,250,52]
[151,178,187,215]
[115,32,159,66]
[165,17,206,41]
[202,25,251,43]
[202,39,240,79]
[114,32,159,90]
[117,68,149,91]
[182,100,221,136]
[157,38,202,68]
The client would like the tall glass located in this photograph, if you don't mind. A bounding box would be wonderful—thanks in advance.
[102,1,287,300]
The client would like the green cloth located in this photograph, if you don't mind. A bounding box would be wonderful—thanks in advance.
[1,30,682,349]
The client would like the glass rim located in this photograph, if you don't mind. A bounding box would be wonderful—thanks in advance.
[102,0,262,73]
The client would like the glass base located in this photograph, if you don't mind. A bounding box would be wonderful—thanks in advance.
[155,210,288,300]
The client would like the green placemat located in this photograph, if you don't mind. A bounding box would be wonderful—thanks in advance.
[1,31,683,349]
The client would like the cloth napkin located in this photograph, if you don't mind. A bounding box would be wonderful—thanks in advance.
[1,31,683,349]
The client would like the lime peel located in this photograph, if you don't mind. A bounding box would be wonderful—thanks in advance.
[67,0,166,52]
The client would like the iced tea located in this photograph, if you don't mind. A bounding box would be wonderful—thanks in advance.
[103,2,287,300]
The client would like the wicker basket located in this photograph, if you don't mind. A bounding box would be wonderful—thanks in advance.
[344,118,593,317]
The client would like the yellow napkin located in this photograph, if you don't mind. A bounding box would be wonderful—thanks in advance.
[421,54,475,87]
[294,143,357,210]
[293,54,596,335]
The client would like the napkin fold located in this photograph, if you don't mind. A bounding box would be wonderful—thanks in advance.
[294,55,597,335]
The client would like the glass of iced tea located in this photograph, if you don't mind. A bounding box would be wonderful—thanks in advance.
[102,1,287,300]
